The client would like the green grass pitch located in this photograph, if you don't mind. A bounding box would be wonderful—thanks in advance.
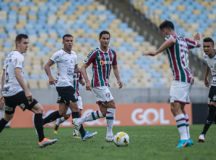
[0,125,215,160]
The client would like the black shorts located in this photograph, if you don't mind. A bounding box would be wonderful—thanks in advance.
[208,86,216,103]
[4,91,38,114]
[56,86,77,105]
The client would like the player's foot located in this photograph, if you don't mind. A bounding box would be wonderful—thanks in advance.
[176,139,188,149]
[105,133,114,142]
[53,124,59,134]
[38,138,58,148]
[72,129,80,139]
[72,118,81,131]
[198,134,205,143]
[81,131,97,141]
[187,138,194,146]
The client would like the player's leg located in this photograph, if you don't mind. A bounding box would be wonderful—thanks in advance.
[54,113,70,134]
[171,102,189,148]
[198,86,216,142]
[31,102,58,148]
[102,100,116,142]
[0,95,17,132]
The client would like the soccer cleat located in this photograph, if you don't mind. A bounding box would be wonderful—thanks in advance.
[82,131,98,141]
[176,139,188,149]
[187,138,194,146]
[38,138,58,148]
[105,133,114,142]
[72,118,81,131]
[72,129,80,139]
[198,134,205,143]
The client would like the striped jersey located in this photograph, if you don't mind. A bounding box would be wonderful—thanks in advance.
[165,34,200,83]
[203,53,216,86]
[73,71,83,96]
[84,47,117,87]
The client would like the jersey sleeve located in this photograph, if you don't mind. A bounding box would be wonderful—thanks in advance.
[50,51,61,63]
[14,54,24,69]
[185,38,200,49]
[84,50,97,65]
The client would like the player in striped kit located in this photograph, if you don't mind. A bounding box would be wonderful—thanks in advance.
[198,37,216,142]
[145,20,200,148]
[53,71,85,137]
[73,30,123,142]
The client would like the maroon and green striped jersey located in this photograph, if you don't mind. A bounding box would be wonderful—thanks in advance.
[84,47,117,87]
[73,71,82,96]
[165,34,200,83]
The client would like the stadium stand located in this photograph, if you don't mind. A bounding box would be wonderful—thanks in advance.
[0,0,204,89]
[129,0,216,58]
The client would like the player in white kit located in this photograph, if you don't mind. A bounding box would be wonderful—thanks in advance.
[198,37,216,142]
[54,71,85,137]
[0,34,57,148]
[43,34,96,140]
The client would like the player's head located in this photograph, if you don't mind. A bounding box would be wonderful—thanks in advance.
[15,34,29,53]
[159,20,175,36]
[62,34,73,52]
[99,30,110,49]
[203,37,215,56]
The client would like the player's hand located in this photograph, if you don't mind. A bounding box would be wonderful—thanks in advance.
[143,51,156,56]
[117,80,123,89]
[204,78,209,87]
[86,81,91,91]
[48,77,56,85]
[194,33,201,41]
[0,96,5,109]
[25,90,33,102]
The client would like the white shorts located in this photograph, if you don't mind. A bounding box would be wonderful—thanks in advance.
[169,80,192,104]
[66,96,83,115]
[92,86,114,102]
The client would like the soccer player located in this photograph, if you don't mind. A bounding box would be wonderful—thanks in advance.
[73,30,123,142]
[198,37,216,142]
[54,70,85,137]
[144,20,200,148]
[43,34,96,140]
[0,34,57,148]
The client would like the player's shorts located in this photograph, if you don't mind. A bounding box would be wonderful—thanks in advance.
[92,86,114,102]
[65,96,83,115]
[208,86,216,103]
[56,86,77,105]
[169,80,192,104]
[4,91,38,114]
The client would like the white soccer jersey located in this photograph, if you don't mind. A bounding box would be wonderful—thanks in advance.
[2,51,24,96]
[204,54,216,86]
[50,49,78,87]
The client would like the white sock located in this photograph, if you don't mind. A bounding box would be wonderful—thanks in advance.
[185,114,190,139]
[175,114,188,140]
[80,110,104,123]
[106,108,115,135]
[56,117,66,125]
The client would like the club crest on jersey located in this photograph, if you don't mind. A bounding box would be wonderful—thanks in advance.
[100,60,112,65]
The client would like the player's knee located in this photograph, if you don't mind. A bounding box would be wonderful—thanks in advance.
[106,100,116,108]
[33,104,44,114]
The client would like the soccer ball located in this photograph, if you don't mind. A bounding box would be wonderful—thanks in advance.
[113,132,129,147]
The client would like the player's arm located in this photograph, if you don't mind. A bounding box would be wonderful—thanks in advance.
[186,33,201,49]
[79,74,85,86]
[113,65,123,89]
[145,38,175,56]
[44,60,56,85]
[80,63,91,90]
[15,67,32,99]
[0,69,5,108]
[204,66,210,87]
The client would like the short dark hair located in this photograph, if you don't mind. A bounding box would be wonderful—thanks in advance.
[15,34,28,43]
[203,37,214,46]
[159,20,175,30]
[99,30,110,39]
[62,34,73,40]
